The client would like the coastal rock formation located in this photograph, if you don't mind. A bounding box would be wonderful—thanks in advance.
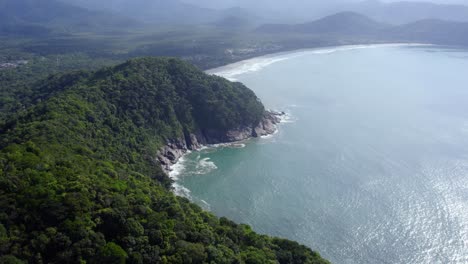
[254,110,283,137]
[157,111,285,174]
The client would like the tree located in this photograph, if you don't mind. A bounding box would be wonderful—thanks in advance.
[99,242,128,264]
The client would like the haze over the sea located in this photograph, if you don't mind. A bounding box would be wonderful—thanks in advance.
[173,45,468,264]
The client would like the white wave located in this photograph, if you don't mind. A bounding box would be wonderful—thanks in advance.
[210,142,230,148]
[207,56,291,81]
[168,155,194,199]
[279,112,297,124]
[260,133,275,139]
[200,199,212,211]
[194,157,218,175]
[197,145,210,151]
[230,143,246,148]
[209,141,249,149]
[172,182,192,199]
[168,155,188,180]
[260,126,280,139]
[207,43,432,80]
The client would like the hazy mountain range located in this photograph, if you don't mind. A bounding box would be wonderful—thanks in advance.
[257,11,468,46]
[257,12,388,35]
[59,0,254,25]
[0,0,139,35]
[55,0,468,25]
[346,0,468,24]
[180,0,468,24]
[3,0,468,31]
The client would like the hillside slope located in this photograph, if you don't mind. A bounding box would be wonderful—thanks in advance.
[385,19,468,45]
[0,57,329,264]
[257,12,388,36]
[59,0,221,25]
[0,0,139,35]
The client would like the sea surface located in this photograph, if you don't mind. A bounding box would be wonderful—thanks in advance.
[171,44,468,264]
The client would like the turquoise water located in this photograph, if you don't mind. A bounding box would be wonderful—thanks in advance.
[172,45,468,264]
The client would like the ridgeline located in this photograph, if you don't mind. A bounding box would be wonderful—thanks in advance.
[0,57,330,264]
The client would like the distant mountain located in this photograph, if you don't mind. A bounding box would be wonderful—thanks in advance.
[60,0,223,25]
[212,16,251,29]
[348,0,468,25]
[210,7,258,29]
[181,0,468,25]
[257,12,388,36]
[256,12,468,46]
[180,0,351,23]
[385,19,468,45]
[0,0,139,35]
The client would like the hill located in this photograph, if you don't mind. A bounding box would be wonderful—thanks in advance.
[0,57,330,264]
[256,12,468,46]
[0,0,139,35]
[180,0,468,25]
[347,0,468,25]
[59,0,223,25]
[256,12,389,36]
[385,19,468,46]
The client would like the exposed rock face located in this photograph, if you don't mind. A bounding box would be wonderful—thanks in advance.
[253,110,282,137]
[156,111,285,174]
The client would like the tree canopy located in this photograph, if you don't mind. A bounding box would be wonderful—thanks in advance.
[0,57,329,264]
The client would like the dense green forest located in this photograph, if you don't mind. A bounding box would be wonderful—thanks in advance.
[3,1,468,263]
[0,57,330,264]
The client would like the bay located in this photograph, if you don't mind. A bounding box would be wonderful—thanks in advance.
[173,45,468,264]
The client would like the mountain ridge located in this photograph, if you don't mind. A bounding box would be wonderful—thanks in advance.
[256,11,468,46]
[257,12,389,35]
[0,0,140,34]
[348,0,468,24]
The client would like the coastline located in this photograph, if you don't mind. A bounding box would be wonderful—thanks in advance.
[154,44,468,263]
[161,42,432,195]
[206,43,432,80]
[157,110,286,185]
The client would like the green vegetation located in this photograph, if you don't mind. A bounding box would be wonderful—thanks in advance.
[3,2,466,263]
[0,52,120,123]
[0,57,329,264]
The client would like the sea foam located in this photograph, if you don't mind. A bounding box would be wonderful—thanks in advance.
[168,155,188,181]
[194,157,218,175]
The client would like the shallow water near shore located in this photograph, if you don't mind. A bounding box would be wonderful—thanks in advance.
[173,45,468,264]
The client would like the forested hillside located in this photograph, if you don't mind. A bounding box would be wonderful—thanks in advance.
[0,57,329,264]
[0,0,139,35]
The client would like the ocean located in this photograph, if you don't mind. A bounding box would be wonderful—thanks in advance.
[171,44,468,264]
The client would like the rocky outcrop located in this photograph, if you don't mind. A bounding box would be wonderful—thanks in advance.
[253,110,283,137]
[156,111,285,174]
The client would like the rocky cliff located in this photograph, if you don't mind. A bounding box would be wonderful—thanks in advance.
[157,110,284,174]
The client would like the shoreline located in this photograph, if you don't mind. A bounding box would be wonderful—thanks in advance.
[165,111,291,198]
[157,111,287,188]
[163,42,432,196]
[206,43,432,80]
